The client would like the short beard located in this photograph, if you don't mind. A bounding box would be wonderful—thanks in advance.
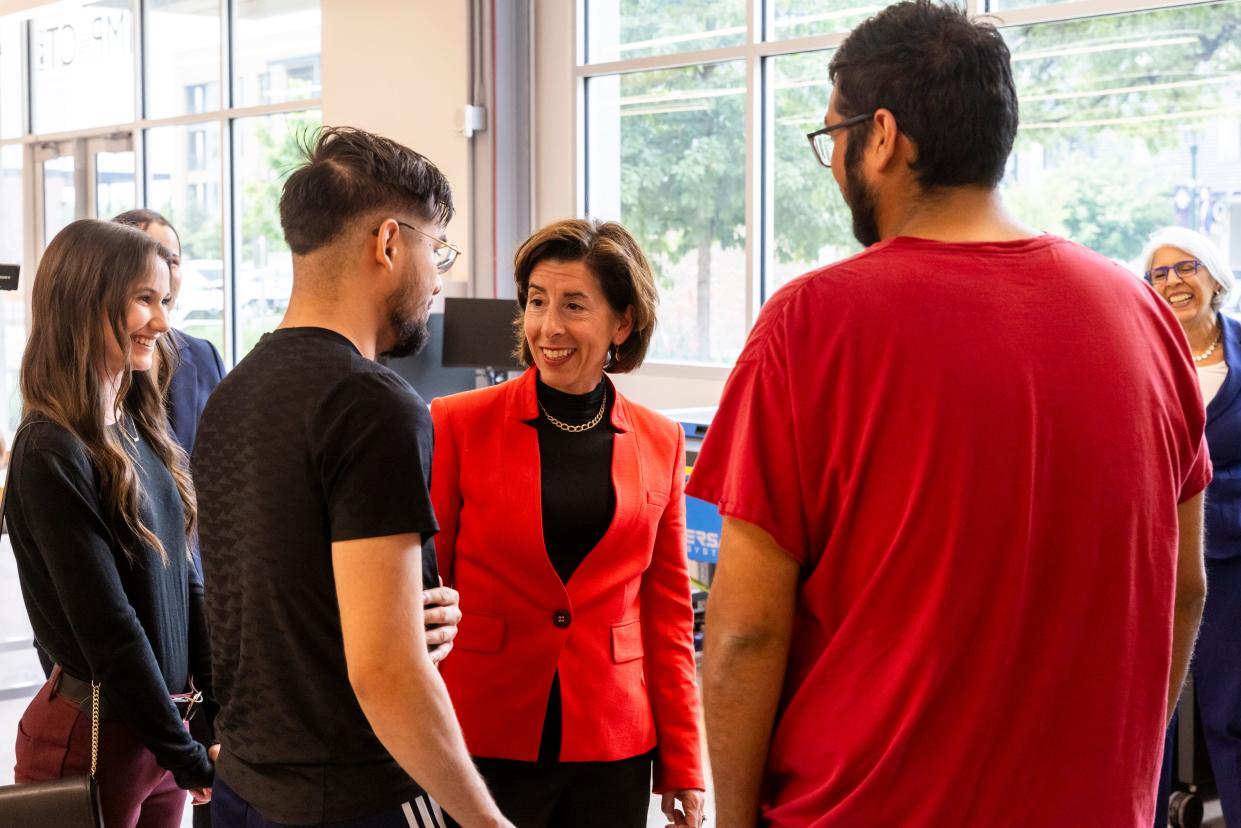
[378,280,430,359]
[381,315,429,359]
[844,141,881,248]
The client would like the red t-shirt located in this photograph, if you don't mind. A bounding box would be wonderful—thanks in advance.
[687,235,1210,827]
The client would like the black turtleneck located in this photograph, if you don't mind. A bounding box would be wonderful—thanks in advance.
[533,375,617,584]
[531,374,617,762]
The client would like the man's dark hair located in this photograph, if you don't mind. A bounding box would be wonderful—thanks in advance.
[279,126,454,255]
[829,0,1018,190]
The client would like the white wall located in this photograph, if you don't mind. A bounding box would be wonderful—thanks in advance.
[321,0,475,294]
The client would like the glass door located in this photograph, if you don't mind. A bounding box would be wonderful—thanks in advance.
[89,135,137,220]
[35,133,135,252]
[35,142,79,249]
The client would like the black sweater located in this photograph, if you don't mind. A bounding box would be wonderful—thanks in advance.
[531,376,618,761]
[6,419,213,789]
[533,376,617,583]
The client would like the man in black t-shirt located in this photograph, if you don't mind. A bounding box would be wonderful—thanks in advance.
[193,127,512,828]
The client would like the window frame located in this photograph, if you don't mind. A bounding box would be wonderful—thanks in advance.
[564,0,1232,375]
[0,0,322,369]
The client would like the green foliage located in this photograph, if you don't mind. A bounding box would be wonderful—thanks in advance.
[1006,149,1172,259]
[595,0,1241,360]
[1003,0,1241,258]
[240,111,321,262]
[176,198,221,260]
[591,0,746,60]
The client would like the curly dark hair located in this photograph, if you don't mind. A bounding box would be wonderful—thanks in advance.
[830,0,1018,190]
[279,126,454,255]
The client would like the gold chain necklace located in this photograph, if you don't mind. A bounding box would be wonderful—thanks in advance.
[540,388,607,433]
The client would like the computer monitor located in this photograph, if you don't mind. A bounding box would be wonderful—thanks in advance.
[384,313,479,401]
[442,297,524,372]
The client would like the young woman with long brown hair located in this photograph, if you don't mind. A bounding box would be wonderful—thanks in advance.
[6,219,216,827]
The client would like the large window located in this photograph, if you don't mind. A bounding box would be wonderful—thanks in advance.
[1,145,22,432]
[234,0,321,107]
[587,62,747,363]
[148,122,225,352]
[145,0,221,119]
[0,0,321,754]
[0,0,321,389]
[30,0,136,133]
[234,109,321,354]
[579,0,1241,365]
[1002,1,1241,265]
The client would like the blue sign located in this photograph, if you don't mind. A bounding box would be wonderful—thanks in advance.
[684,473,722,563]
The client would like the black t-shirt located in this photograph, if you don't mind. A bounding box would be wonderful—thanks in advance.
[6,419,213,789]
[192,327,439,824]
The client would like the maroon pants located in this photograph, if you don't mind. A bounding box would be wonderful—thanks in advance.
[14,676,187,828]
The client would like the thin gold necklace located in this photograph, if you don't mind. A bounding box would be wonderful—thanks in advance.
[540,388,607,433]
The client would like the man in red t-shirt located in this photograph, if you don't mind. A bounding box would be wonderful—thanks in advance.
[688,3,1210,826]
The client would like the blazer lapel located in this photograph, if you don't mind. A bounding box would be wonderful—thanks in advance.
[566,393,645,606]
[168,334,199,450]
[504,371,574,601]
[1207,315,1241,420]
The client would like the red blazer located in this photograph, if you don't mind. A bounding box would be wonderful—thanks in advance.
[430,368,704,793]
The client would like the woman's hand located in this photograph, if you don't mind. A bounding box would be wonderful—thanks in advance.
[662,789,706,827]
[424,585,462,665]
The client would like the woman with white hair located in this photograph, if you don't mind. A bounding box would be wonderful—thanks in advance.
[1142,226,1240,828]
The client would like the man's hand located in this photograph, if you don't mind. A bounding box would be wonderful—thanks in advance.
[190,745,220,806]
[662,789,706,827]
[424,585,461,665]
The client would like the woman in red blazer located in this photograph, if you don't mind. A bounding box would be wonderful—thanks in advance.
[432,220,704,828]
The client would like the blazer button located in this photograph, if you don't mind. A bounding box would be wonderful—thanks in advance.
[552,609,572,629]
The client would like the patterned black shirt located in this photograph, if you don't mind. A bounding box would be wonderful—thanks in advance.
[192,327,439,824]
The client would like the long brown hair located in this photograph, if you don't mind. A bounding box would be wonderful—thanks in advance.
[20,219,196,565]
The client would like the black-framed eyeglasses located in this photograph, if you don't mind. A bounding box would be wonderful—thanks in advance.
[806,112,874,169]
[1145,258,1202,286]
[372,220,462,274]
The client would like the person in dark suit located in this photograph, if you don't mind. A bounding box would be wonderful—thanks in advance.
[1144,227,1241,828]
[115,209,225,828]
[432,220,705,828]
[113,209,227,453]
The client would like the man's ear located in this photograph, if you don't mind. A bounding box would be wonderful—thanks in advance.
[871,108,906,173]
[373,218,399,270]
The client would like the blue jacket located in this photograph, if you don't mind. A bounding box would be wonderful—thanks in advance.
[168,329,225,454]
[1204,312,1241,560]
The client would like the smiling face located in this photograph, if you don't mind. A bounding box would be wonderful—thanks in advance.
[522,259,634,395]
[101,253,173,378]
[1150,244,1218,330]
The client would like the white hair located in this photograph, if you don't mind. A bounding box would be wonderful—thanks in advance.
[1140,226,1234,311]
